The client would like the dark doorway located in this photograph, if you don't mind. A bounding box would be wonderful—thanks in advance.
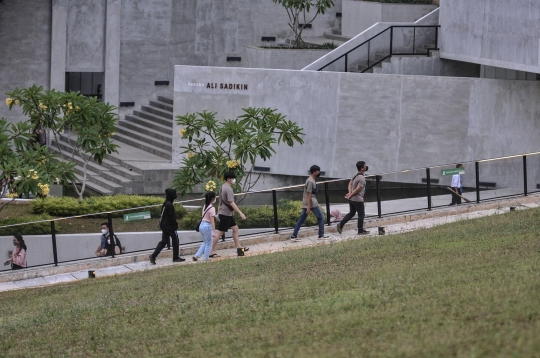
[65,72,103,99]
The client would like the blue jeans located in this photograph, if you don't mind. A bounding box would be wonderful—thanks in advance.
[292,206,325,238]
[196,221,212,260]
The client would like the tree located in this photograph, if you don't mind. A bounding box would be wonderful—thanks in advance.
[173,107,305,197]
[0,117,76,198]
[273,0,335,48]
[6,86,119,199]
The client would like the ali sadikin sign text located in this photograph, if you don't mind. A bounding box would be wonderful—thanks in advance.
[188,82,249,90]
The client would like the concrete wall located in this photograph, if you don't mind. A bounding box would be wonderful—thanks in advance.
[173,65,540,189]
[66,0,106,72]
[373,55,480,77]
[242,47,333,70]
[1,0,341,121]
[0,0,51,123]
[342,0,437,38]
[480,65,538,81]
[440,0,540,74]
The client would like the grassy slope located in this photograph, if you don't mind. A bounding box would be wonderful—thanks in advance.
[0,208,539,357]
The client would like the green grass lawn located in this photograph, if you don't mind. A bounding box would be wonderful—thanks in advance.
[1,207,539,357]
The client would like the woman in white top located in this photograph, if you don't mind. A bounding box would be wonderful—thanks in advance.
[193,192,216,261]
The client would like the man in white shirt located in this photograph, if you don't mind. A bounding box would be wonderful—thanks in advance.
[449,164,463,205]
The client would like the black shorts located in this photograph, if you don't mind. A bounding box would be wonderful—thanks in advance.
[217,214,237,232]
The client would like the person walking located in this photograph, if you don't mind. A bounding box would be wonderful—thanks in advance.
[449,164,464,206]
[337,161,370,235]
[209,172,248,257]
[192,192,216,262]
[4,234,27,270]
[149,188,185,264]
[290,165,330,241]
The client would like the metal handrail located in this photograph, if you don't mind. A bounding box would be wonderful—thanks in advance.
[318,25,440,73]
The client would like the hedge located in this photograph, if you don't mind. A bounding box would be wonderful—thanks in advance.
[180,200,324,230]
[30,195,187,219]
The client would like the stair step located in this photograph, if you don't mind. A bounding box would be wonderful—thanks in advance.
[124,115,172,135]
[133,110,173,127]
[74,174,114,195]
[157,96,173,105]
[140,105,173,120]
[115,125,172,149]
[112,132,172,160]
[149,100,173,113]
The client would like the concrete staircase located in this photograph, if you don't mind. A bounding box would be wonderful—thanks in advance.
[50,96,178,195]
[115,96,173,160]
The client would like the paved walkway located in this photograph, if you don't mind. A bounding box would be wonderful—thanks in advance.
[0,194,538,292]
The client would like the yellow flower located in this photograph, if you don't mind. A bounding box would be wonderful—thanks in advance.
[6,98,13,106]
[7,192,18,198]
[187,151,195,159]
[14,99,19,105]
[38,183,50,196]
[32,173,39,180]
[205,180,217,192]
[179,129,186,138]
[226,159,239,169]
[38,102,47,110]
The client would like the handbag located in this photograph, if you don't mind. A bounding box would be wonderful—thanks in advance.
[195,206,213,232]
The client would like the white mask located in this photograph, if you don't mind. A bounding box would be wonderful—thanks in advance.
[101,229,108,235]
[231,179,236,184]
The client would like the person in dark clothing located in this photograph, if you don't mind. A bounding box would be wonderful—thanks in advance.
[149,188,185,264]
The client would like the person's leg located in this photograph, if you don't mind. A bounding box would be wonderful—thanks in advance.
[450,188,457,205]
[353,201,366,233]
[292,208,308,238]
[231,225,241,248]
[151,231,169,258]
[312,207,325,237]
[339,201,357,230]
[195,225,207,258]
[172,231,180,260]
[201,224,213,260]
[457,187,462,205]
[210,230,225,255]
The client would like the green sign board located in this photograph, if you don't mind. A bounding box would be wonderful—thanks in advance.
[123,211,151,222]
[441,168,465,176]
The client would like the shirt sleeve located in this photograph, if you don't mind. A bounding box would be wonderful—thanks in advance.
[225,187,234,203]
[306,180,314,193]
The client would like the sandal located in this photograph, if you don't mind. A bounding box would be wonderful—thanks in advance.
[192,256,198,262]
[209,253,220,258]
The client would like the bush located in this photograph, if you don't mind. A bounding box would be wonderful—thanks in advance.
[30,195,187,219]
[179,200,324,230]
[0,215,58,236]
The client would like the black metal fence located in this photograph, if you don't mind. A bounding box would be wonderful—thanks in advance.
[318,25,440,73]
[1,151,539,271]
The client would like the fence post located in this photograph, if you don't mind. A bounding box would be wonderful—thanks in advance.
[50,221,58,266]
[426,168,432,211]
[389,27,393,56]
[523,155,528,196]
[272,190,279,234]
[475,161,480,203]
[345,53,348,72]
[108,213,115,258]
[325,182,331,226]
[376,175,382,218]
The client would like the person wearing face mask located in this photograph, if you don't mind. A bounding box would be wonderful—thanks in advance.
[290,165,330,241]
[96,223,121,257]
[4,233,27,269]
[209,171,248,257]
[192,191,216,262]
[149,188,185,264]
[337,161,370,235]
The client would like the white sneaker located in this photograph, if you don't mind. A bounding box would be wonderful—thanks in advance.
[290,236,301,242]
[318,235,331,239]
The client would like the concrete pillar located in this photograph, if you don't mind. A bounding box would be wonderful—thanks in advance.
[104,0,121,109]
[50,0,68,91]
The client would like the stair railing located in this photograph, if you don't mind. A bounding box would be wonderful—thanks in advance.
[318,25,440,73]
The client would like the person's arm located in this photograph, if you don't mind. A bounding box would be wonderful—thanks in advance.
[347,179,353,195]
[209,211,216,232]
[12,248,26,267]
[101,235,107,250]
[229,201,246,220]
